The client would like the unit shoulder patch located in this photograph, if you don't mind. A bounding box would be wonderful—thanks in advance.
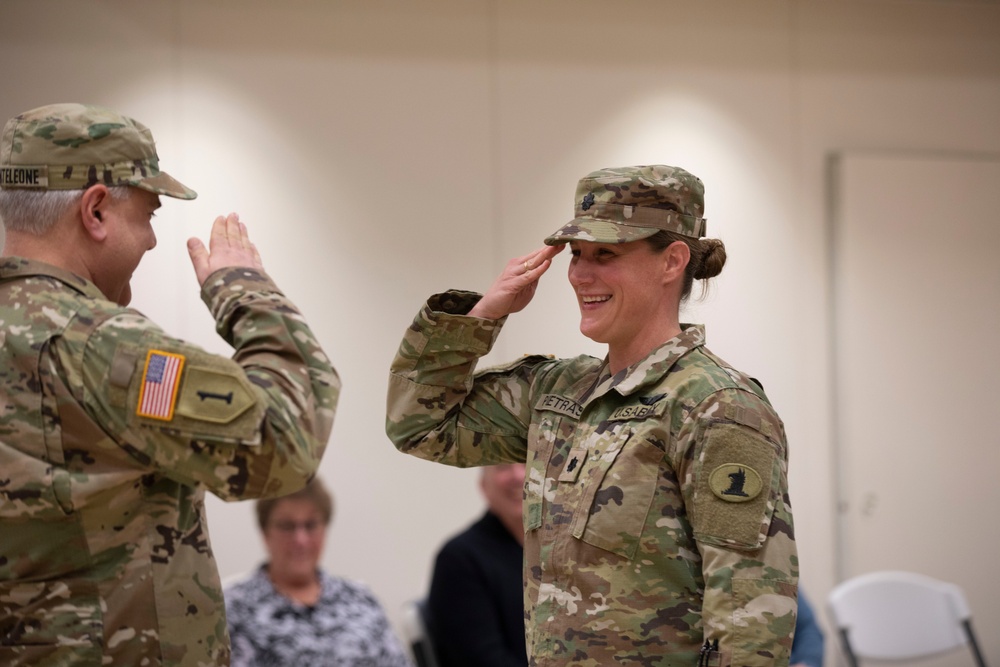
[174,366,255,424]
[691,422,778,549]
[709,463,763,503]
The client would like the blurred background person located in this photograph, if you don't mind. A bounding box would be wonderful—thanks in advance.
[225,477,412,667]
[790,591,825,667]
[428,463,528,667]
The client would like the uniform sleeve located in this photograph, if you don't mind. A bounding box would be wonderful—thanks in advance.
[676,389,798,667]
[385,290,549,467]
[67,266,340,500]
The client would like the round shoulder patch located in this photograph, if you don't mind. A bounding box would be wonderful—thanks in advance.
[709,463,763,503]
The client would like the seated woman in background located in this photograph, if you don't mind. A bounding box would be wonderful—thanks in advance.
[225,477,412,667]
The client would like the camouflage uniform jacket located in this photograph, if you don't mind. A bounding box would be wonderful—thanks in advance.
[0,257,339,667]
[387,291,797,667]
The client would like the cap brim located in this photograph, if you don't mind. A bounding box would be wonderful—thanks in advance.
[133,171,197,200]
[544,217,661,246]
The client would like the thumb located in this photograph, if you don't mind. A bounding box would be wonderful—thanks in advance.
[187,237,209,285]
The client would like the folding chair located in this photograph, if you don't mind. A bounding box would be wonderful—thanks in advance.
[828,570,988,666]
[401,598,440,667]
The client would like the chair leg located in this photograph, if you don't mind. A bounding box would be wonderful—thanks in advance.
[838,628,860,667]
[962,619,989,667]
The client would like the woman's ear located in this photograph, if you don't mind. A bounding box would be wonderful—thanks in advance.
[79,185,111,242]
[663,240,690,284]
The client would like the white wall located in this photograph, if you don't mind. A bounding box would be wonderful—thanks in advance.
[3,1,999,663]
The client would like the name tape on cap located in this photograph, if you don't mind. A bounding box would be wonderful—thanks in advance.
[0,166,49,188]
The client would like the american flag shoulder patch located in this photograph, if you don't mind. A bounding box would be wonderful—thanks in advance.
[136,349,186,421]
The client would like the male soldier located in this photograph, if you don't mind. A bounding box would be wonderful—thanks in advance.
[0,103,340,666]
[387,165,796,666]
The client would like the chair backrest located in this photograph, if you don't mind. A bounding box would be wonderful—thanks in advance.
[828,570,983,663]
[401,598,440,667]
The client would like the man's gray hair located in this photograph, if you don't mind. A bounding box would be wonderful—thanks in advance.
[0,186,132,235]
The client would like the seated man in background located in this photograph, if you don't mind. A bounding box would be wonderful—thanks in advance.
[225,477,412,667]
[428,463,528,667]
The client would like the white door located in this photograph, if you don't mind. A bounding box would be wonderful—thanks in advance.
[832,152,1000,666]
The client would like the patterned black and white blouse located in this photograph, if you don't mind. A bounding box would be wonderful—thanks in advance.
[225,565,413,667]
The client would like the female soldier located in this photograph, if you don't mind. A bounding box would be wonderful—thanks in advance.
[386,165,797,667]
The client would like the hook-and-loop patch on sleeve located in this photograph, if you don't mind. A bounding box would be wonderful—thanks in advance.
[127,346,264,444]
[692,421,779,550]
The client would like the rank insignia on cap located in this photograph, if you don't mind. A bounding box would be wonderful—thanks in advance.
[581,193,595,210]
[709,463,762,503]
[136,350,185,420]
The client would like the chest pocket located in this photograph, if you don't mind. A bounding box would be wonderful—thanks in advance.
[525,394,584,533]
[0,578,103,662]
[570,429,663,560]
[0,331,78,518]
[525,415,570,533]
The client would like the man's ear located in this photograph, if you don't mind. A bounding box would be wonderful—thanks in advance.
[79,185,111,242]
[663,240,690,285]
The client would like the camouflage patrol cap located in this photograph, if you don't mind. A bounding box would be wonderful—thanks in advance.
[544,165,706,245]
[0,103,196,199]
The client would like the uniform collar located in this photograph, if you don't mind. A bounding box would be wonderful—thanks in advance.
[582,324,706,402]
[0,256,108,301]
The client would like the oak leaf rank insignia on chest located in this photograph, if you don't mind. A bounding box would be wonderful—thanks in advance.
[558,446,588,483]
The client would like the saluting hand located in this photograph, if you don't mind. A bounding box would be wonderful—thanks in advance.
[186,212,265,287]
[468,244,564,320]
